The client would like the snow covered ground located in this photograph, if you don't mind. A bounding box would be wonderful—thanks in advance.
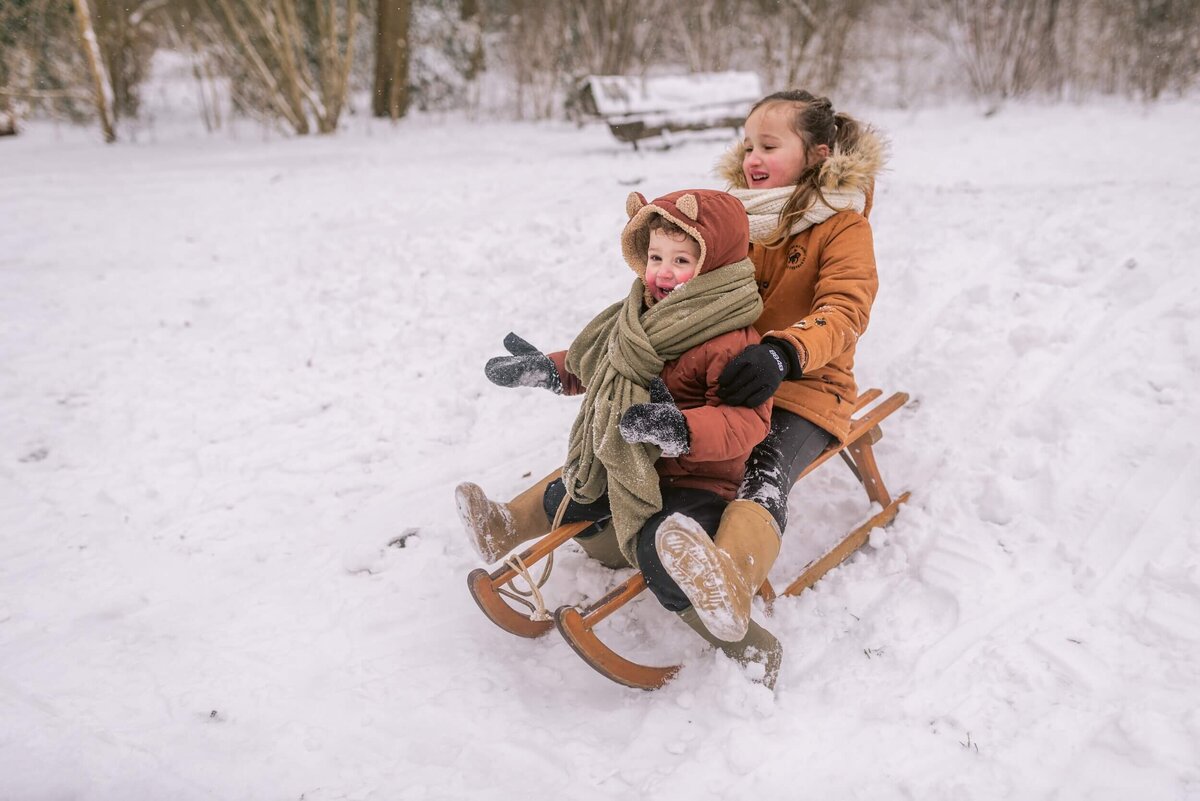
[2,100,1199,800]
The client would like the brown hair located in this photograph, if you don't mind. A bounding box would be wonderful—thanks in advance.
[647,214,692,243]
[748,90,866,248]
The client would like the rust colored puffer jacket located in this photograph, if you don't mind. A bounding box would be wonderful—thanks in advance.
[717,127,887,442]
[549,188,772,500]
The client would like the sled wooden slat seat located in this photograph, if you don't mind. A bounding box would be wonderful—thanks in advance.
[467,389,911,689]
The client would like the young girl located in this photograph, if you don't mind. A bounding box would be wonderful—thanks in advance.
[654,90,886,643]
[456,189,783,684]
[458,91,886,685]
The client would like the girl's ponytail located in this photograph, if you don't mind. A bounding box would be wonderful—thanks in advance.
[832,111,863,155]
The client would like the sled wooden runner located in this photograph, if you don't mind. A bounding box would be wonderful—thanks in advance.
[467,520,594,638]
[467,389,911,689]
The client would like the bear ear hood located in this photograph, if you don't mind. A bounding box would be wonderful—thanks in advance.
[715,123,889,198]
[620,188,750,280]
[626,191,647,218]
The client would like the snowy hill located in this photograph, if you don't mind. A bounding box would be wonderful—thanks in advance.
[1,102,1198,800]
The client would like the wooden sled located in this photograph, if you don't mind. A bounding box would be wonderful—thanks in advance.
[468,389,911,689]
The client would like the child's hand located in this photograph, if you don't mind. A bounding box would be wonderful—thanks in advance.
[484,332,562,393]
[619,378,689,457]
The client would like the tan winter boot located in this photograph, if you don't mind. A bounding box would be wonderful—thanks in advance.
[455,470,560,562]
[574,522,630,569]
[678,606,783,690]
[655,499,781,642]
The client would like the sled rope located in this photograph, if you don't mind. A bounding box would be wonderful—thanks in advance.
[499,552,553,621]
[551,491,570,531]
[497,493,572,621]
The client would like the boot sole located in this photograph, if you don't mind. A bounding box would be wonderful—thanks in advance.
[655,513,750,642]
[454,483,511,563]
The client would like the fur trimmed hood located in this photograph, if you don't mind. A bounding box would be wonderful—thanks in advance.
[715,124,888,197]
[620,189,750,279]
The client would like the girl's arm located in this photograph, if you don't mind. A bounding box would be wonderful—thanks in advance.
[682,332,773,462]
[767,214,878,373]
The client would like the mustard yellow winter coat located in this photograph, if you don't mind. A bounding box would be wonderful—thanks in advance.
[718,128,886,442]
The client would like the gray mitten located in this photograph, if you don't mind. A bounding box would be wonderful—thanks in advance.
[484,332,562,394]
[618,377,689,457]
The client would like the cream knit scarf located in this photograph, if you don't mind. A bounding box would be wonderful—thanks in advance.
[729,186,866,244]
[562,259,763,565]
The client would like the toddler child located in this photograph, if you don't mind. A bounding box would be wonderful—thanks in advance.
[456,189,783,685]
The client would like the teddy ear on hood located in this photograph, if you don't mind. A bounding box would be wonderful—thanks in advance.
[676,193,699,221]
[626,192,647,219]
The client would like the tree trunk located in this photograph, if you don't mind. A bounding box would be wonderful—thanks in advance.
[0,91,15,136]
[461,0,484,81]
[211,0,310,134]
[73,0,117,142]
[315,0,359,133]
[373,0,410,119]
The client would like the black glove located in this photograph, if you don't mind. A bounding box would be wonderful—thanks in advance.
[619,377,689,457]
[716,339,799,407]
[484,332,562,394]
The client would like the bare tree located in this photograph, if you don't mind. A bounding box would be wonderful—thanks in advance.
[0,0,166,137]
[1106,0,1200,99]
[0,1,25,135]
[498,0,567,118]
[460,0,484,81]
[493,0,667,119]
[73,0,117,142]
[94,0,168,119]
[669,0,742,74]
[158,0,227,131]
[373,0,411,118]
[0,98,13,136]
[7,0,1200,135]
[207,0,360,134]
[802,0,870,91]
[566,0,666,76]
[753,0,823,90]
[716,0,869,94]
[0,1,94,132]
[916,0,1066,104]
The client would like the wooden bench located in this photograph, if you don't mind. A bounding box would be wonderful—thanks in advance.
[467,388,911,690]
[569,72,761,150]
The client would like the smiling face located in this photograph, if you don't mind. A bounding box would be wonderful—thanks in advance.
[742,103,827,189]
[645,226,700,303]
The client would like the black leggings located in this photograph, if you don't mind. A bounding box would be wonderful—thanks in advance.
[543,480,726,612]
[736,408,834,532]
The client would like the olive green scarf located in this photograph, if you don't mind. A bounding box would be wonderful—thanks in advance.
[562,258,762,565]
